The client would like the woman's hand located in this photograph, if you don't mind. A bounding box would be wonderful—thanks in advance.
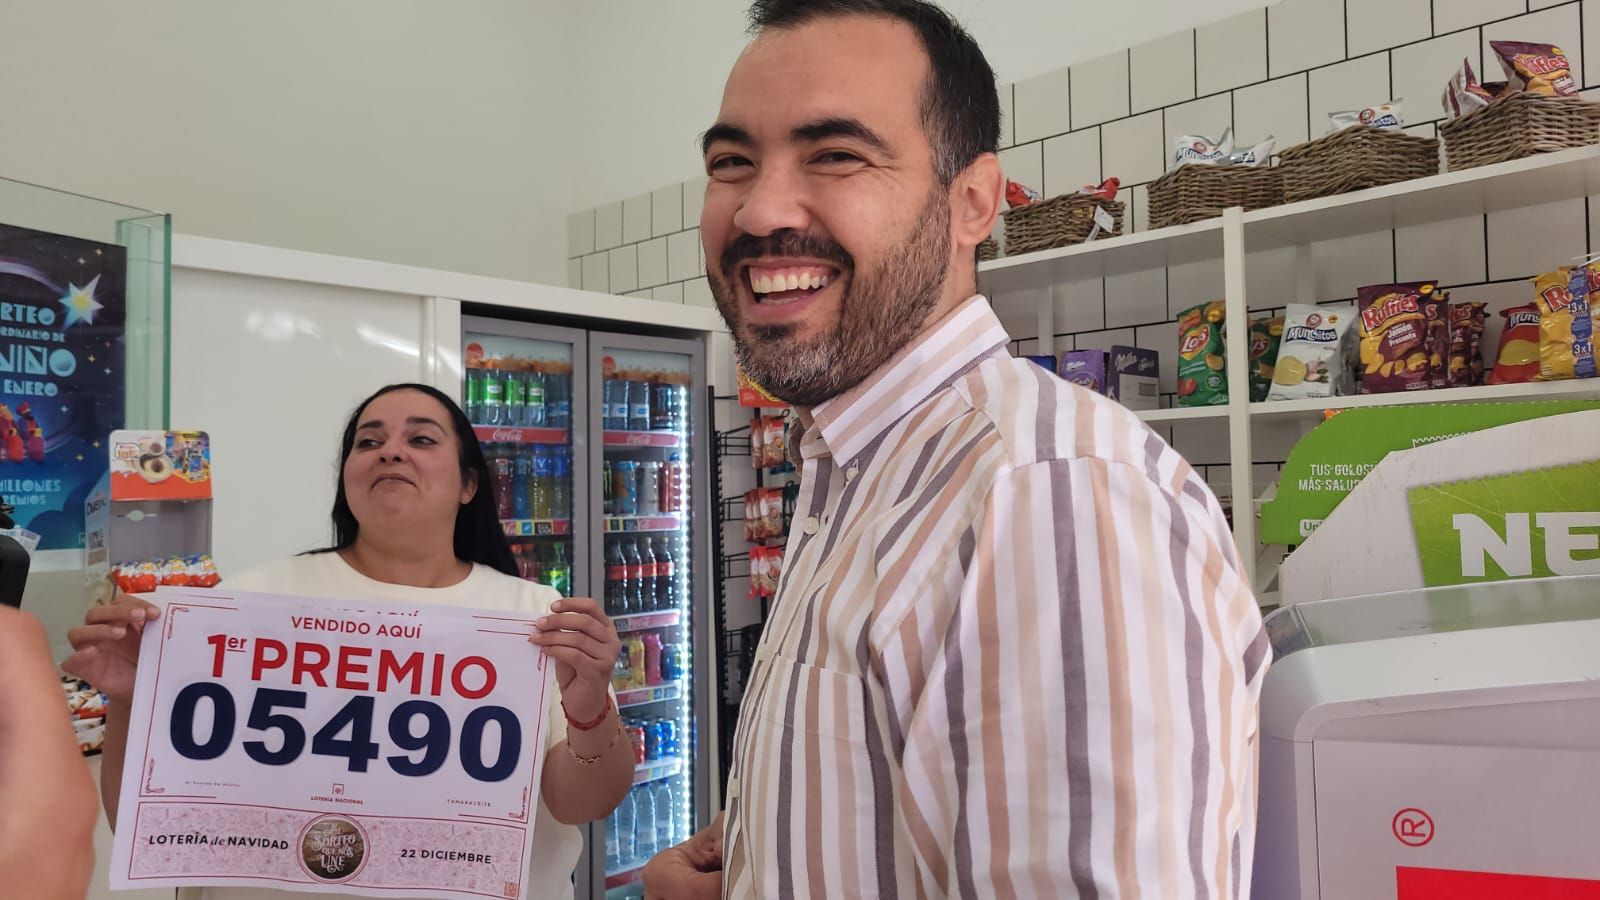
[63,595,161,704]
[529,597,619,723]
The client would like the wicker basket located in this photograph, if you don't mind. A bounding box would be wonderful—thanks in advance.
[977,237,999,262]
[1146,165,1284,229]
[1000,194,1124,255]
[1277,126,1440,203]
[1439,92,1600,170]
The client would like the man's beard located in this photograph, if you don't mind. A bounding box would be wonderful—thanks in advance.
[708,191,950,408]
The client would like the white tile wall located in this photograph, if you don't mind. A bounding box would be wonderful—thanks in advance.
[1435,0,1525,34]
[609,244,639,294]
[581,252,609,293]
[684,277,716,310]
[1269,0,1349,78]
[626,289,653,299]
[623,193,652,245]
[1197,10,1268,96]
[1043,128,1102,197]
[1013,68,1072,144]
[567,257,582,290]
[652,184,682,238]
[1105,267,1168,328]
[1391,31,1483,126]
[1347,0,1430,58]
[1483,5,1585,89]
[1131,183,1150,232]
[1308,55,1393,137]
[999,83,1016,148]
[1131,31,1195,114]
[653,282,684,304]
[1101,112,1165,185]
[1532,0,1570,9]
[1487,198,1586,281]
[667,230,700,283]
[1051,280,1106,334]
[568,210,595,257]
[998,142,1045,194]
[1234,74,1310,150]
[1588,1,1600,89]
[1163,94,1234,151]
[1244,246,1298,309]
[1133,323,1179,392]
[682,176,709,230]
[1313,231,1395,299]
[1072,52,1132,129]
[1395,215,1488,286]
[595,202,623,251]
[638,237,669,288]
[1073,327,1138,353]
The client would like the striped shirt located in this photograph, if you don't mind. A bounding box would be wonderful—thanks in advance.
[721,295,1270,899]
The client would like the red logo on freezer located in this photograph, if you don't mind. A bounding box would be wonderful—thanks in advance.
[1393,808,1435,847]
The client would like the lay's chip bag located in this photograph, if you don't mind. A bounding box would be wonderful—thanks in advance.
[1531,266,1599,380]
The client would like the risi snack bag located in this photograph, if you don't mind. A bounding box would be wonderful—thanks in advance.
[1448,302,1488,387]
[1268,304,1356,401]
[1330,100,1404,133]
[1532,267,1599,380]
[1357,282,1441,393]
[1172,128,1234,170]
[1492,41,1578,97]
[1248,315,1284,402]
[1177,301,1228,406]
[1488,304,1543,384]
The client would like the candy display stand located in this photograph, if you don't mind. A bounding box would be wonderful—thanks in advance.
[85,429,213,602]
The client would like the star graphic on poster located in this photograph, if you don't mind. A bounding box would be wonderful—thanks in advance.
[92,440,101,449]
[76,454,84,462]
[59,275,105,327]
[87,354,96,363]
[60,405,68,414]
[104,368,112,375]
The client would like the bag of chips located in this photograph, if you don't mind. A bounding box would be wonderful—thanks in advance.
[1329,100,1404,133]
[1248,315,1284,402]
[1269,304,1357,401]
[1177,301,1228,406]
[1488,304,1543,384]
[1171,128,1234,169]
[1448,302,1488,387]
[1357,282,1443,393]
[1532,267,1599,380]
[1425,294,1452,389]
[1492,41,1578,97]
[1227,136,1276,166]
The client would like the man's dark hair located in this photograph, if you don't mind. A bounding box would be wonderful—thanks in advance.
[748,0,1000,186]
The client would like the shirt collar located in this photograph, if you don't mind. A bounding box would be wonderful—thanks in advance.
[800,295,1010,465]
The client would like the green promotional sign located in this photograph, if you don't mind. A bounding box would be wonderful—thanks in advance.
[1259,400,1600,545]
[1409,459,1600,586]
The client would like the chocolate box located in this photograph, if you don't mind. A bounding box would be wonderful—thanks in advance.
[1108,345,1160,411]
[1058,350,1109,394]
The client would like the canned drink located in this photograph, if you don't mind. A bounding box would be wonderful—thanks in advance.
[644,718,665,760]
[660,458,683,512]
[613,461,638,515]
[637,461,661,516]
[627,721,647,764]
[656,717,678,758]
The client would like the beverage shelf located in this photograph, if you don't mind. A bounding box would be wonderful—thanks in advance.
[604,513,683,534]
[500,518,571,537]
[472,425,569,445]
[633,756,682,786]
[614,609,683,634]
[618,680,685,710]
[604,430,683,449]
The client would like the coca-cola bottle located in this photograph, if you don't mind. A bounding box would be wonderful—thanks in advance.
[622,537,646,613]
[653,537,676,610]
[637,536,659,611]
[605,538,629,616]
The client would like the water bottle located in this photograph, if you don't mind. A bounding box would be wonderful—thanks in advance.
[482,368,506,425]
[465,369,484,424]
[530,446,552,519]
[615,787,637,868]
[628,380,651,431]
[512,453,531,520]
[548,371,570,429]
[635,783,658,864]
[652,780,676,850]
[605,809,622,872]
[526,369,547,427]
[550,447,571,519]
[504,370,527,427]
[603,379,625,430]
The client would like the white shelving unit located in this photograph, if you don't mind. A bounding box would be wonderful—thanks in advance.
[980,145,1600,586]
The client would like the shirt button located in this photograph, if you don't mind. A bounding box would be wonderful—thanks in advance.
[803,516,820,534]
[845,466,859,482]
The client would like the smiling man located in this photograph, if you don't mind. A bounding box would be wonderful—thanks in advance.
[643,2,1269,898]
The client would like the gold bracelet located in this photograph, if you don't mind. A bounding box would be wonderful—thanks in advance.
[567,718,624,765]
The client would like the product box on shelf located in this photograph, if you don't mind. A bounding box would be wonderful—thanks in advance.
[1108,346,1159,410]
[86,429,216,603]
[1058,350,1108,394]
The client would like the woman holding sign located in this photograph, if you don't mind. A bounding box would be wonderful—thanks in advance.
[67,383,633,900]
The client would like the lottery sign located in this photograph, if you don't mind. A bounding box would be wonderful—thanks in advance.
[110,588,552,899]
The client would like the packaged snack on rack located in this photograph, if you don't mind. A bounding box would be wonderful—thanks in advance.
[1491,41,1578,97]
[1329,101,1404,133]
[1177,301,1228,406]
[1532,266,1599,380]
[1448,302,1489,387]
[1488,304,1543,384]
[1357,282,1442,394]
[1444,58,1500,119]
[1171,128,1233,169]
[1269,304,1357,401]
[110,555,222,594]
[763,415,787,468]
[749,416,767,468]
[1425,294,1452,389]
[1005,180,1042,208]
[762,487,784,539]
[1248,315,1284,402]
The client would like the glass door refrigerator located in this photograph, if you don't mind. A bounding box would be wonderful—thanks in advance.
[460,316,712,900]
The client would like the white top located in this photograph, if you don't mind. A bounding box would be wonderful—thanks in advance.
[177,551,577,900]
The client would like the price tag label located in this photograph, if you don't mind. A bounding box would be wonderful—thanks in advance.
[110,588,552,899]
[1087,205,1117,241]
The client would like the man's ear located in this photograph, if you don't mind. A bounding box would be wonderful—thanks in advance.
[951,152,1004,253]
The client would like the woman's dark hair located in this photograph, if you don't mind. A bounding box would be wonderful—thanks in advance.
[314,382,518,577]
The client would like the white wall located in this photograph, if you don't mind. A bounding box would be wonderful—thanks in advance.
[0,0,575,286]
[564,0,1280,213]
